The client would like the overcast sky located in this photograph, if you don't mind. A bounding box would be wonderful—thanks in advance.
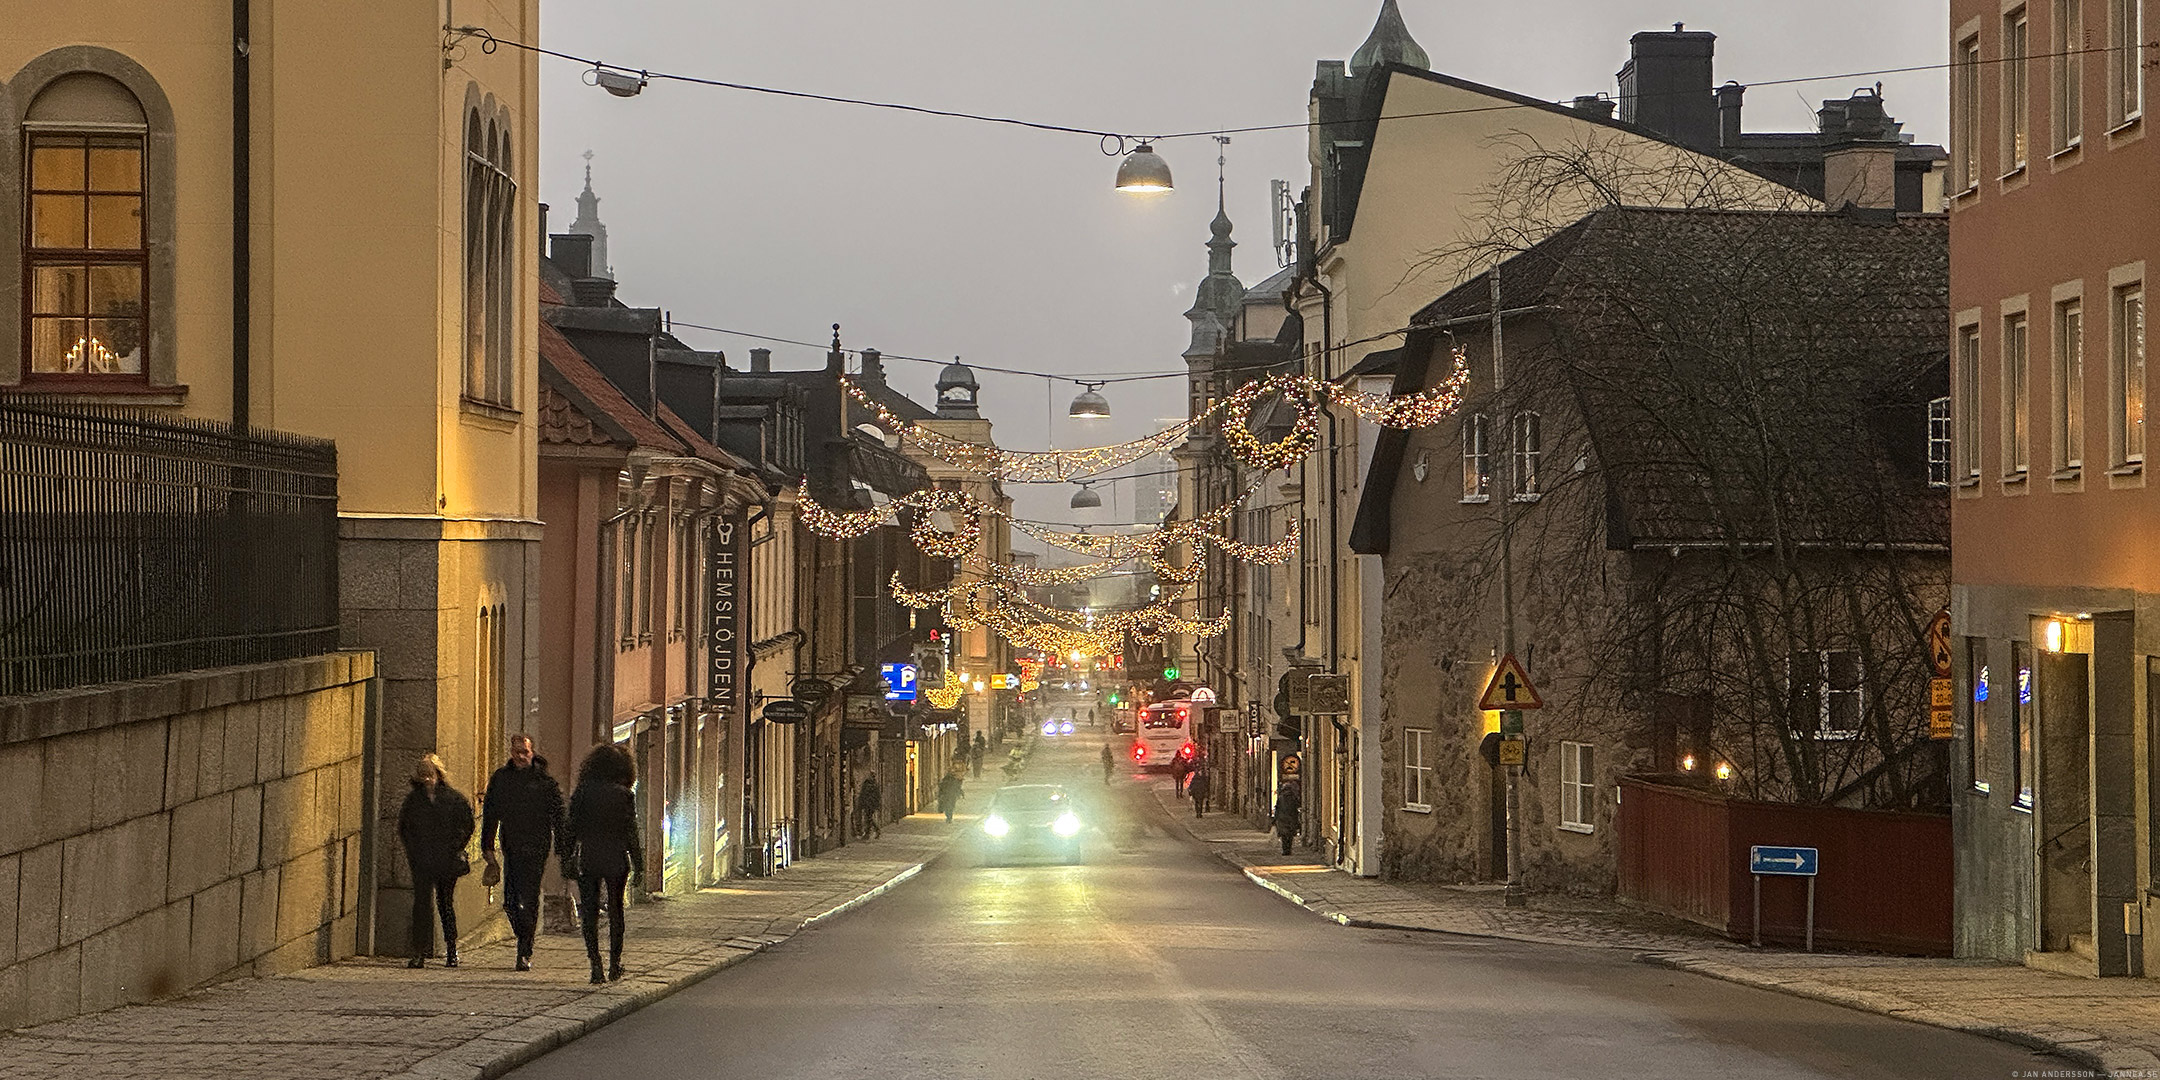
[537,0,1948,529]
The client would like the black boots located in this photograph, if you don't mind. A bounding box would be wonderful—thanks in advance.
[608,958,624,981]
[589,958,605,985]
[442,945,459,968]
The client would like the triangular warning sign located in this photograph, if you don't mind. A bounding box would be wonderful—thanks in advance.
[1478,653,1544,711]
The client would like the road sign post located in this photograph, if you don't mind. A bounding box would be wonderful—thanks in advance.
[1748,845,1821,951]
[1477,654,1542,910]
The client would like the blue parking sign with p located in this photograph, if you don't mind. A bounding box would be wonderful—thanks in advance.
[882,663,918,701]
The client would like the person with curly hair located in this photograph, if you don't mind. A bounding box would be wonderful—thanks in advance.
[566,743,643,984]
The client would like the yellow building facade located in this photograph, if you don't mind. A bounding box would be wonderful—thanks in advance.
[2,1,543,953]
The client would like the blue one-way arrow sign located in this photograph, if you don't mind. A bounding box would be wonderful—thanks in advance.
[1749,845,1818,876]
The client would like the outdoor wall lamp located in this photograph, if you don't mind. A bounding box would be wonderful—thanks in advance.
[1714,762,1733,782]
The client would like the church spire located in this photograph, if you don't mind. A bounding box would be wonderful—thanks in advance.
[1185,136,1243,365]
[1349,0,1430,78]
[568,149,612,281]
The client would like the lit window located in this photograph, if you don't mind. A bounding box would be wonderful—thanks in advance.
[2114,284,2146,465]
[2055,298,2083,471]
[1968,642,1990,793]
[1559,741,1594,832]
[1461,413,1491,502]
[2004,313,2030,476]
[1403,728,1433,811]
[2012,642,2033,807]
[2004,8,2031,172]
[24,75,149,379]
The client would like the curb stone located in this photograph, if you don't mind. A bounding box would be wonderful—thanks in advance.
[1168,786,2138,1074]
[385,860,928,1080]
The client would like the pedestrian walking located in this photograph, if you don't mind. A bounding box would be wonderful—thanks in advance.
[1099,743,1115,785]
[480,733,566,971]
[937,770,965,824]
[1172,753,1193,797]
[970,732,986,779]
[1273,779,1302,856]
[854,773,883,839]
[1189,764,1211,818]
[567,744,643,985]
[397,752,474,969]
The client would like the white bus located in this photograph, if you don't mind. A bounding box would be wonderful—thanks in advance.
[1132,700,1198,771]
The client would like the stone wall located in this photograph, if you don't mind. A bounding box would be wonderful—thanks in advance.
[0,651,377,1028]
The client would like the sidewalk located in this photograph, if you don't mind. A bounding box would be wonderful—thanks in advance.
[0,788,1003,1080]
[1150,778,2160,1078]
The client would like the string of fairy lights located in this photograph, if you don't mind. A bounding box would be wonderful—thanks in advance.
[796,350,1469,661]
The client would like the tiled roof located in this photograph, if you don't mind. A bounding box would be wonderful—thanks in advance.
[537,312,684,453]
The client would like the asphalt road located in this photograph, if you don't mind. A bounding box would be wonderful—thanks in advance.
[504,729,2065,1080]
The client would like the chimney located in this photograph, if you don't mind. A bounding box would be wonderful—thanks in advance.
[750,347,772,373]
[1717,82,1745,146]
[549,232,593,279]
[1572,95,1615,120]
[569,276,617,307]
[860,348,885,387]
[1819,88,1902,210]
[1616,25,1718,148]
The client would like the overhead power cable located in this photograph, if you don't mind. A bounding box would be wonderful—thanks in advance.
[453,25,2147,147]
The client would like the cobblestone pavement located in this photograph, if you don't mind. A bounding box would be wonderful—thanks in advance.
[1150,777,2160,1080]
[0,769,1013,1080]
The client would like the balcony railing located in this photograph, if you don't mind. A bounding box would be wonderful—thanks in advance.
[0,403,340,697]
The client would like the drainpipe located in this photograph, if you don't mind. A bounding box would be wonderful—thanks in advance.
[231,0,250,431]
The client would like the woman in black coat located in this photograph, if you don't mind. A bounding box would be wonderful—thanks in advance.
[397,752,475,968]
[567,743,643,984]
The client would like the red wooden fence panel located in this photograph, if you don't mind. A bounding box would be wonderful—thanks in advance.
[1618,777,1952,955]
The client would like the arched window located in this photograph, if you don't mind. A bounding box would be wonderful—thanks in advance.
[463,105,516,406]
[24,73,147,379]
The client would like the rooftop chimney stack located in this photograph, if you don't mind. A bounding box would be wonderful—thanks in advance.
[1616,25,1719,148]
[1819,89,1903,211]
[750,348,772,373]
[548,232,593,279]
[1717,82,1745,147]
[860,348,885,387]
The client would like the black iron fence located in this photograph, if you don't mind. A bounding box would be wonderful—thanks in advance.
[0,403,340,697]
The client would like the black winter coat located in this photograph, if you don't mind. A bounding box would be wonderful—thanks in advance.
[481,758,566,860]
[568,781,643,881]
[399,781,475,880]
[1272,784,1302,829]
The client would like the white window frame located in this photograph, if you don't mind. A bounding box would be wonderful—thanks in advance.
[1461,413,1491,503]
[2003,7,2031,174]
[2109,0,2145,129]
[1403,728,1433,812]
[1559,741,1595,833]
[2053,0,2084,152]
[1511,410,1542,501]
[1928,396,1952,487]
[1790,649,1865,741]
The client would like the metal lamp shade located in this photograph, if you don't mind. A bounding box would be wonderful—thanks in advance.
[1069,485,1103,510]
[1068,389,1111,419]
[1114,144,1173,193]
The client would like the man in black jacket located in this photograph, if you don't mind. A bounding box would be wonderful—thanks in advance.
[481,734,566,971]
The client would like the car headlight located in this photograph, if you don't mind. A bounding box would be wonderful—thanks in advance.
[1052,813,1082,837]
[1041,722,1056,735]
[982,815,1009,837]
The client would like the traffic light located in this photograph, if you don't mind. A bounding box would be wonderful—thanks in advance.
[1162,664,1180,680]
[1106,690,1120,706]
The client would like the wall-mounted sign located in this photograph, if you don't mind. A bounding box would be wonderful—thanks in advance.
[791,677,834,704]
[708,518,741,718]
[881,662,919,701]
[761,700,809,724]
[1189,687,1218,706]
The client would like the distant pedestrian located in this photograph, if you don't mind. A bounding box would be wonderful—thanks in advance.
[1273,779,1302,856]
[567,744,643,985]
[854,774,883,839]
[398,752,474,969]
[1087,707,1096,728]
[1189,765,1211,818]
[937,771,965,824]
[1172,753,1193,796]
[1099,743,1115,785]
[970,732,986,778]
[481,734,566,972]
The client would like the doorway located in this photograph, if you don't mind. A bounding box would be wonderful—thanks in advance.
[2035,648,2091,955]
